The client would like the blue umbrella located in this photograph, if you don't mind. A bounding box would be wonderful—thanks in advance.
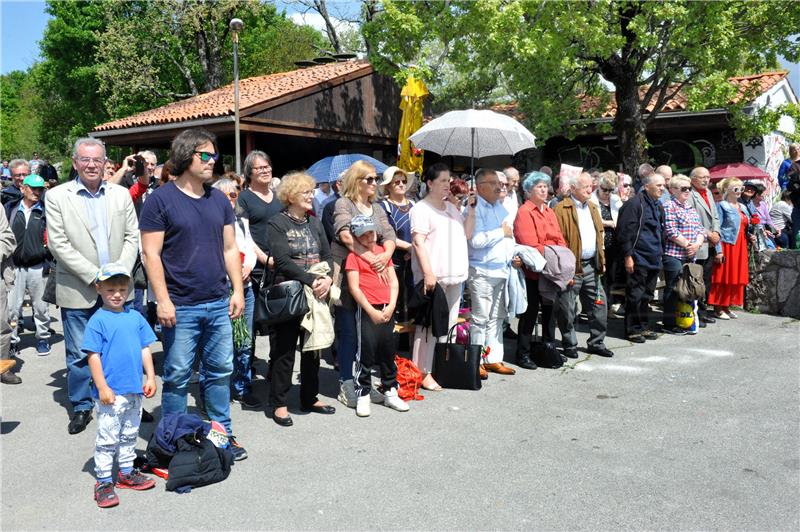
[306,154,389,184]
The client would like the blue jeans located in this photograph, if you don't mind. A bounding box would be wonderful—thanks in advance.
[161,297,234,432]
[133,287,146,319]
[334,306,357,381]
[232,284,255,396]
[662,255,686,329]
[62,299,103,413]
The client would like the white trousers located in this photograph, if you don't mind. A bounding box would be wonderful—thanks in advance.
[467,270,507,364]
[94,393,142,480]
[412,283,462,375]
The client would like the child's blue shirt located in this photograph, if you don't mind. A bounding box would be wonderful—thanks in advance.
[81,308,157,398]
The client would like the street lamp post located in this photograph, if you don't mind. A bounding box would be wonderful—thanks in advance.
[230,18,244,175]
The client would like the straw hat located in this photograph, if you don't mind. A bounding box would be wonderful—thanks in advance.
[379,166,415,194]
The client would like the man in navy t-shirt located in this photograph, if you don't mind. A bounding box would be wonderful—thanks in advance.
[140,128,247,461]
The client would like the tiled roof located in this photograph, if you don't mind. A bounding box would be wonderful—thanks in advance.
[492,71,789,121]
[93,60,373,132]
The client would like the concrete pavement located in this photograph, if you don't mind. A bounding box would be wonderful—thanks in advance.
[1,307,799,530]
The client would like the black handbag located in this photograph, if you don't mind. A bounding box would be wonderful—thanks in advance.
[252,256,309,331]
[41,262,57,305]
[432,323,483,391]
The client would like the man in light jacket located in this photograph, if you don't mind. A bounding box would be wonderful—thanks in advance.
[688,167,721,326]
[553,173,613,359]
[0,209,17,383]
[46,138,139,434]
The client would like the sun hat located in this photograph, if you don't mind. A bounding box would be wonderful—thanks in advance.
[379,166,415,193]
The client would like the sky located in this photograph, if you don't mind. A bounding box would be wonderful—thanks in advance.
[1,0,799,89]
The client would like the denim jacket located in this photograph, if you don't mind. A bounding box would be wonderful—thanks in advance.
[716,200,748,250]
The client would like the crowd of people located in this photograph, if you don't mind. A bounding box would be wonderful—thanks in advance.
[1,131,799,508]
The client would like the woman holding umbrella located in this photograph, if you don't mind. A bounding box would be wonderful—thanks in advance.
[331,160,397,407]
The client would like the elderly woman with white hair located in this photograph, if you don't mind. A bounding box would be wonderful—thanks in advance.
[591,170,624,313]
[512,171,567,370]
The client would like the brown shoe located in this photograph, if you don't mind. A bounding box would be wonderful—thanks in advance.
[479,364,489,380]
[483,362,516,375]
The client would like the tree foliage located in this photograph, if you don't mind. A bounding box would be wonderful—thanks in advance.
[95,0,326,119]
[0,70,44,158]
[364,0,800,175]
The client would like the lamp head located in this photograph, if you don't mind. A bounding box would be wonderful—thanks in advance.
[229,18,243,32]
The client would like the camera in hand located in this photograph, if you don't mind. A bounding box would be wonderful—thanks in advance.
[129,155,146,178]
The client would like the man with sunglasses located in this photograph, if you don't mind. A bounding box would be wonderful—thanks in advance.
[45,138,140,434]
[688,167,721,326]
[140,128,247,461]
[1,159,29,206]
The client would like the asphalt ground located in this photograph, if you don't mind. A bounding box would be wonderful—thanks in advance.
[1,306,799,530]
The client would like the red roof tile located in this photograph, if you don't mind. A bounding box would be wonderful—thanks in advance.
[93,60,373,132]
[492,71,788,121]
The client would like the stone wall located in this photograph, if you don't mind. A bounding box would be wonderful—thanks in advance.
[746,249,800,319]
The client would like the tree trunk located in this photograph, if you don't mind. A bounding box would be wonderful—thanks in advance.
[315,0,341,53]
[613,77,648,179]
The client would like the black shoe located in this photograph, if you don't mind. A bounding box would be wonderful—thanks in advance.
[301,404,336,415]
[663,326,687,336]
[563,347,579,359]
[699,320,707,328]
[700,314,716,324]
[1,371,22,384]
[587,345,614,357]
[68,411,92,435]
[141,408,154,423]
[517,355,538,370]
[232,393,262,409]
[272,413,293,427]
[627,334,646,344]
[642,330,660,340]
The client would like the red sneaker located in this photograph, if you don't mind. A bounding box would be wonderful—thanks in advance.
[116,469,156,490]
[94,482,119,508]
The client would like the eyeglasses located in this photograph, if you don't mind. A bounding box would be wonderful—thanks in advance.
[193,151,219,163]
[499,182,509,188]
[252,165,271,172]
[225,191,238,199]
[622,184,632,188]
[672,186,691,192]
[11,172,29,178]
[75,157,105,166]
[297,190,314,197]
[600,187,615,193]
[361,176,378,184]
[392,179,408,186]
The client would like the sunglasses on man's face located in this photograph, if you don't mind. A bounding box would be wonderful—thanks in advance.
[622,183,632,188]
[194,151,219,163]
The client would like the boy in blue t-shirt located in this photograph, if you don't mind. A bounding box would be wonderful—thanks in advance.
[82,262,158,508]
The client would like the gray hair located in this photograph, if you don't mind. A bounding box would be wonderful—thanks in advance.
[138,150,157,164]
[211,178,243,215]
[642,172,665,186]
[72,137,106,159]
[503,166,520,180]
[474,167,494,184]
[689,167,708,180]
[638,163,654,179]
[9,158,30,172]
[668,174,691,190]
[243,150,271,182]
[568,171,591,189]
[521,171,551,196]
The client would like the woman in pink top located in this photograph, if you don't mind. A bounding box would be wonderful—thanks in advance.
[410,163,472,390]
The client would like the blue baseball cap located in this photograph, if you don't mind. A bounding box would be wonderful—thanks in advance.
[96,262,130,282]
[350,214,378,237]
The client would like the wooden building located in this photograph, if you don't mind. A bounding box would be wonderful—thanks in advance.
[91,60,401,176]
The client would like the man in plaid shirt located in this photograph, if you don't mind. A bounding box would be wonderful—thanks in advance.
[662,174,705,334]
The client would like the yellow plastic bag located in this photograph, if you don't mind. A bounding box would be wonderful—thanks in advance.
[676,301,695,329]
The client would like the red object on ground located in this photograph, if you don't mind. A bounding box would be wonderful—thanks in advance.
[395,355,424,401]
[708,211,748,307]
[708,162,770,183]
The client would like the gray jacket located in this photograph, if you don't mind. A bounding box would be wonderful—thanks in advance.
[688,188,720,260]
[0,206,16,287]
[539,245,576,303]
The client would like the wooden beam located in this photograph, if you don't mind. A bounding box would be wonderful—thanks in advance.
[238,121,394,145]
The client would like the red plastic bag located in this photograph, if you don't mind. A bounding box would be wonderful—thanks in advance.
[395,355,424,401]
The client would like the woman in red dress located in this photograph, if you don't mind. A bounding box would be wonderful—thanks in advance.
[708,177,752,319]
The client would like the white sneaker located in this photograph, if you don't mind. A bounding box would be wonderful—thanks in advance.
[383,388,409,412]
[356,395,371,417]
[337,379,357,408]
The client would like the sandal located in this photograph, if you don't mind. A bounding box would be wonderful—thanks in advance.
[421,376,443,391]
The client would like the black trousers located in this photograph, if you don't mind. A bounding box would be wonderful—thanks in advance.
[516,277,555,358]
[268,317,320,409]
[694,249,716,314]
[354,305,397,396]
[625,266,659,335]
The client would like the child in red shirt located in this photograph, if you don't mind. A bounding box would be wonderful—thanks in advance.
[345,215,409,417]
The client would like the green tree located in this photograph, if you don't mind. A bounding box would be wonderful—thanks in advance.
[37,0,111,153]
[0,70,43,158]
[364,0,800,175]
[95,0,326,119]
